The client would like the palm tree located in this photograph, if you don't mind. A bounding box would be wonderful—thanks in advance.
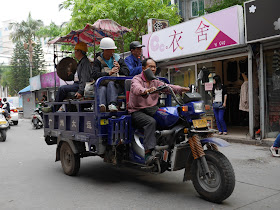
[9,12,43,78]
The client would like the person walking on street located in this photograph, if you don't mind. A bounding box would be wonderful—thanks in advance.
[270,133,280,157]
[125,41,145,76]
[212,75,228,135]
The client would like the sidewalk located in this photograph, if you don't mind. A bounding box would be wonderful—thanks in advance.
[212,126,274,147]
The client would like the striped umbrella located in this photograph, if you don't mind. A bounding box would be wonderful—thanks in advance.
[48,19,132,46]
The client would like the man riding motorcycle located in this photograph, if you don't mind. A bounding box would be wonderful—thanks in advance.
[127,58,190,164]
[2,98,10,120]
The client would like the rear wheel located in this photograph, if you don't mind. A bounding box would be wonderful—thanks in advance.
[60,142,80,176]
[191,150,235,203]
[0,130,7,142]
[13,121,18,125]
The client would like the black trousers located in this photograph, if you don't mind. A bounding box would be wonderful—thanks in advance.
[131,106,158,151]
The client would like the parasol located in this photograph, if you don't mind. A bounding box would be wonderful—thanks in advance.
[48,19,132,46]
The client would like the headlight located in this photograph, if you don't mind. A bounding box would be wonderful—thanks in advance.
[193,102,205,113]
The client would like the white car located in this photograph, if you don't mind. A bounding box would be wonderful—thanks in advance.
[9,103,18,125]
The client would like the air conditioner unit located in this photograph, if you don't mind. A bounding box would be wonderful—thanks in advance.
[147,19,169,33]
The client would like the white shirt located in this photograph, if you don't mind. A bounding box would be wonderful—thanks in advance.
[214,89,223,102]
[74,72,79,82]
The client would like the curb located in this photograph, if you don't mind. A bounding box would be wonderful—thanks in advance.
[213,134,273,147]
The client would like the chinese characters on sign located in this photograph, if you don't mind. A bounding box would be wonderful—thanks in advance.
[166,30,184,52]
[195,21,210,42]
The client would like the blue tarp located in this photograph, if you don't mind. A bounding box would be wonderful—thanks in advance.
[18,85,31,94]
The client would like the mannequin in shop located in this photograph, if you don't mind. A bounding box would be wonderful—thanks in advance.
[239,73,249,112]
[239,73,249,126]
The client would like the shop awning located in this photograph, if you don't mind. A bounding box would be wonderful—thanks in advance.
[18,85,31,94]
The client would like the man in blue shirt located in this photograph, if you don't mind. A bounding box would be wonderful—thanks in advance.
[125,41,145,76]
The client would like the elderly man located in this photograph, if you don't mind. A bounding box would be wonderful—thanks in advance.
[125,41,145,76]
[127,58,190,164]
[92,37,129,112]
[43,41,93,112]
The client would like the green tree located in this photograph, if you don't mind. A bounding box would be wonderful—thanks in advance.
[36,22,64,42]
[60,0,180,52]
[0,64,10,94]
[205,0,247,13]
[32,39,46,75]
[9,12,44,78]
[8,41,30,94]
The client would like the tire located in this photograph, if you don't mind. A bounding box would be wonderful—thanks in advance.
[191,150,235,203]
[45,136,57,145]
[13,121,18,125]
[0,130,7,142]
[32,119,38,129]
[60,142,80,176]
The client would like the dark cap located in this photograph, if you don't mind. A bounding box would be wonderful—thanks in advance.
[130,41,145,50]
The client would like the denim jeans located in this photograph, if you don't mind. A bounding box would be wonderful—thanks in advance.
[55,82,79,111]
[98,81,123,106]
[273,133,280,148]
[213,107,227,132]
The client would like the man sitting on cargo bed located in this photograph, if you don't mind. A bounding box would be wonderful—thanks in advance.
[127,58,190,165]
[43,42,93,112]
[92,37,129,112]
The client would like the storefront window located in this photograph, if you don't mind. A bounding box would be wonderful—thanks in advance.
[264,49,280,138]
[169,65,195,87]
[168,65,196,106]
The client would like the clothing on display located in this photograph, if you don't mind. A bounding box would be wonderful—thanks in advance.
[227,61,238,82]
[239,59,248,81]
[239,81,249,112]
[198,67,210,83]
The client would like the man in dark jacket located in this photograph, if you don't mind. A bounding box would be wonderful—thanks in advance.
[125,41,145,76]
[92,37,129,112]
[43,41,93,112]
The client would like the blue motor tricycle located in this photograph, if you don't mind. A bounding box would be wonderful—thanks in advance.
[43,70,235,203]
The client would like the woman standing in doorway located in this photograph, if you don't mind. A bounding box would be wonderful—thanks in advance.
[212,75,228,135]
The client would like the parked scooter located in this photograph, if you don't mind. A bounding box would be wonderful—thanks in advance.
[31,105,43,129]
[0,108,9,142]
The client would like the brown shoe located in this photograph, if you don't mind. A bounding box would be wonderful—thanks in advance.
[223,132,227,135]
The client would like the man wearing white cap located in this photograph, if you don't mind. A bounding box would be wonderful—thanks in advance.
[92,37,129,112]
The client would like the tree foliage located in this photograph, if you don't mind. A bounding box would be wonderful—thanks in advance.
[205,0,247,13]
[32,40,46,75]
[36,22,64,42]
[60,0,180,52]
[9,12,43,43]
[8,42,30,94]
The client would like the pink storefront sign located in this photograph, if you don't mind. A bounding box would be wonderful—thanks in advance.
[40,72,60,89]
[142,5,244,62]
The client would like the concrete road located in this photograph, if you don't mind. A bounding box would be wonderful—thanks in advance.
[0,119,279,210]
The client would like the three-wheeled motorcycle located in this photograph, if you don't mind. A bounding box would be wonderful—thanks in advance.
[43,68,235,203]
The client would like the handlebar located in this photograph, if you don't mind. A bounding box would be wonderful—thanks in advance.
[148,84,183,106]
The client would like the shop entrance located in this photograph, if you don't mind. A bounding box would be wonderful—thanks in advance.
[197,56,250,137]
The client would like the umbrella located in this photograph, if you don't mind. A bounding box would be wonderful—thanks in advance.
[48,19,132,46]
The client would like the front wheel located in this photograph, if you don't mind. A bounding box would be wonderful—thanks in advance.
[60,142,80,176]
[0,130,7,142]
[191,150,235,203]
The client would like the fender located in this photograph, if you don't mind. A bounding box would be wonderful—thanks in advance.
[55,137,79,161]
[200,137,230,147]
